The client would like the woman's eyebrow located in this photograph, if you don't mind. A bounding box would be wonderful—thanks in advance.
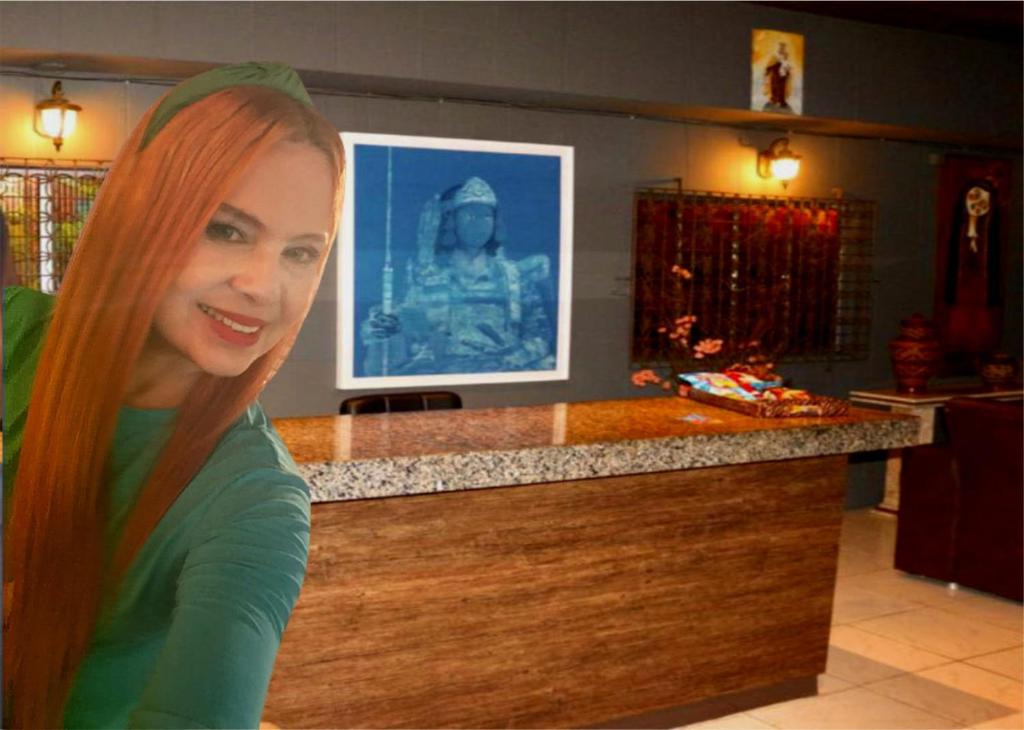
[217,203,327,243]
[218,203,264,231]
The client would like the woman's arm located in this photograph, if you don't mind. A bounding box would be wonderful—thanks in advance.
[129,471,311,729]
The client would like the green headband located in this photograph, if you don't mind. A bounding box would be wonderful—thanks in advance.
[140,61,313,149]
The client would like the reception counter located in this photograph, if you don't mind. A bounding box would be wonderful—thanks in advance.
[263,397,917,729]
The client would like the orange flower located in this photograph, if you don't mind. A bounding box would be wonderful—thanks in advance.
[694,338,723,356]
[631,369,662,387]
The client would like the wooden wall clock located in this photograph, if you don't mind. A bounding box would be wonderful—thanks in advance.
[933,155,1012,374]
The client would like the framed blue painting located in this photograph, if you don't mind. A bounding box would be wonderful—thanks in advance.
[337,133,574,389]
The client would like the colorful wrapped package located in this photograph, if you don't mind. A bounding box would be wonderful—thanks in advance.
[679,371,850,418]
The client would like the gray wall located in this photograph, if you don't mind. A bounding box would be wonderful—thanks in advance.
[3,2,1020,138]
[280,103,1022,416]
[3,2,1022,506]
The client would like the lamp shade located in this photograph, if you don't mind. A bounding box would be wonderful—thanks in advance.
[769,155,800,182]
[756,137,802,188]
[34,81,82,152]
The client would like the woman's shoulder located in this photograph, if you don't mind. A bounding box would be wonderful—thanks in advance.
[3,286,55,341]
[4,286,56,419]
[4,285,56,320]
[198,402,311,513]
[228,402,306,476]
[4,284,54,308]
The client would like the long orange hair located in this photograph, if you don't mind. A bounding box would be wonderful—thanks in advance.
[3,84,344,728]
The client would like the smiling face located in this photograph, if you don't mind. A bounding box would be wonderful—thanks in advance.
[141,141,335,398]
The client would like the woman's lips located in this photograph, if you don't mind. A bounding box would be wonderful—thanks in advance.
[202,305,267,328]
[207,317,260,347]
[197,303,266,347]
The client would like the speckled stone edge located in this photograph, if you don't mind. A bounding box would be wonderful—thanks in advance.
[304,418,919,504]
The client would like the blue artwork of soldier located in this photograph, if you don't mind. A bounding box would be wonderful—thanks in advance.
[360,175,557,376]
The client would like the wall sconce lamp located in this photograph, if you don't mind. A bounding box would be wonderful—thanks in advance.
[34,81,81,152]
[757,137,801,188]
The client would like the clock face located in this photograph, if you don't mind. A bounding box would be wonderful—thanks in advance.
[966,186,992,217]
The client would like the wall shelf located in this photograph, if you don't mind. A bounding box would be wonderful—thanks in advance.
[2,47,1020,153]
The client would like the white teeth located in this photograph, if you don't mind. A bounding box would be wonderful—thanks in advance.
[198,303,261,334]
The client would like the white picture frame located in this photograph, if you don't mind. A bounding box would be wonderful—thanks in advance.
[337,133,574,390]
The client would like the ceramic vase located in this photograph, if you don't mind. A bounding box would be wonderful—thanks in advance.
[888,314,942,393]
[978,352,1017,390]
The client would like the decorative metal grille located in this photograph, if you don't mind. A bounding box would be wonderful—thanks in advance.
[0,158,110,293]
[631,187,874,367]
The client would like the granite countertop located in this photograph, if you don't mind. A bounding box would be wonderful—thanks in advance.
[273,397,918,504]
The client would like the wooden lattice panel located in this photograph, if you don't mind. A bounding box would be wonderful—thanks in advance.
[631,188,874,367]
[0,158,109,293]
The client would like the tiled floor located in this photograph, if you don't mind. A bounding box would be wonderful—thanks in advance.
[679,508,1023,730]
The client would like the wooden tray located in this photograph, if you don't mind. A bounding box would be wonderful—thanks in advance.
[686,387,850,418]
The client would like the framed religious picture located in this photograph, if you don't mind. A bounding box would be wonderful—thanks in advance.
[751,29,805,115]
[337,133,574,390]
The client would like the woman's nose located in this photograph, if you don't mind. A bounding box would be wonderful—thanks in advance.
[230,247,278,302]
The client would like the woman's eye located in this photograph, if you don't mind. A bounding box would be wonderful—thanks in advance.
[285,246,320,265]
[205,222,245,243]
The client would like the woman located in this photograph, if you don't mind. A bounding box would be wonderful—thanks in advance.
[3,62,344,728]
[361,176,555,376]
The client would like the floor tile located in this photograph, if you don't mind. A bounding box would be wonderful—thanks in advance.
[865,669,1017,726]
[929,590,1024,633]
[840,521,897,562]
[970,712,1024,729]
[817,673,855,695]
[825,645,906,685]
[678,711,775,728]
[844,568,964,605]
[966,648,1024,682]
[745,686,961,728]
[830,625,949,675]
[840,510,895,538]
[831,584,923,625]
[841,532,897,557]
[853,606,1022,660]
[918,663,1024,711]
[836,546,892,578]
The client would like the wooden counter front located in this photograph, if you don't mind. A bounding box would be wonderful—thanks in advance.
[263,399,916,728]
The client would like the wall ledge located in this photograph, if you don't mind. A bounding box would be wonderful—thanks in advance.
[2,47,1020,153]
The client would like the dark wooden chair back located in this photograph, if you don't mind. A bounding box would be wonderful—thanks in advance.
[339,391,463,415]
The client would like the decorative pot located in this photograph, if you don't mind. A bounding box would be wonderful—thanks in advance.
[888,314,942,393]
[978,351,1017,391]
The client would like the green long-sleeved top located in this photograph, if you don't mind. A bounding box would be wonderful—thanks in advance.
[3,287,311,729]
